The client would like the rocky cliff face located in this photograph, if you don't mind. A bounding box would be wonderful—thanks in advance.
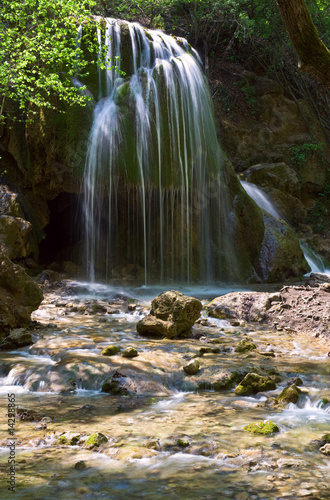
[210,63,330,263]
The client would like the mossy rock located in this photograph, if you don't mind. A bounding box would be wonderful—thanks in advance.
[235,384,254,396]
[85,432,108,449]
[277,385,301,404]
[177,438,190,448]
[183,360,200,376]
[101,379,129,395]
[243,420,280,435]
[320,434,330,446]
[197,381,213,391]
[213,370,243,391]
[235,339,257,353]
[59,433,81,446]
[122,347,138,358]
[74,461,87,470]
[235,372,276,395]
[101,345,121,356]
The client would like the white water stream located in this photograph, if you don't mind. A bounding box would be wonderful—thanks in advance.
[241,180,330,275]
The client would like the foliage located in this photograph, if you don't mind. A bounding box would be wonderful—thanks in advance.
[290,142,325,165]
[0,0,111,124]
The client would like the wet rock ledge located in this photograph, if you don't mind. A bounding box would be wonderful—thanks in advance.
[207,273,330,343]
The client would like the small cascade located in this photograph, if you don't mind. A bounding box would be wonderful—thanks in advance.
[83,19,233,285]
[241,180,330,275]
[240,181,282,219]
[299,242,330,275]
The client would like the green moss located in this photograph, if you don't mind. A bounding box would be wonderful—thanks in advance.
[58,435,69,445]
[74,461,87,470]
[101,379,129,395]
[177,438,190,448]
[213,370,242,391]
[320,434,330,446]
[58,433,80,446]
[85,432,108,448]
[235,384,254,396]
[235,372,276,395]
[235,339,257,353]
[101,345,121,356]
[243,420,280,435]
[116,82,131,106]
[277,385,301,404]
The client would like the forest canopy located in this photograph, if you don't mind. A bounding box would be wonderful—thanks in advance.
[0,0,109,122]
[0,0,329,124]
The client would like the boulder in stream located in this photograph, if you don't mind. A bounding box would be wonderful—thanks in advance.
[122,346,138,358]
[84,432,108,449]
[234,372,276,396]
[183,360,200,376]
[235,339,257,353]
[136,290,202,339]
[277,385,301,404]
[243,420,280,435]
[101,345,121,356]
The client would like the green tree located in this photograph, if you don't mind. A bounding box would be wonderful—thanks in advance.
[0,0,108,125]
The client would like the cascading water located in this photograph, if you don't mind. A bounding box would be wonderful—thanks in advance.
[240,181,282,219]
[241,180,330,275]
[83,19,233,285]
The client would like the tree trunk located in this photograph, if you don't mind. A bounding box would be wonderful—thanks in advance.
[276,0,330,86]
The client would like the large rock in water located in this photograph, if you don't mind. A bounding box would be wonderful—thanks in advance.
[137,290,202,339]
[0,255,43,330]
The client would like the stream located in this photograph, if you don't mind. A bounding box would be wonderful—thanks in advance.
[0,281,329,499]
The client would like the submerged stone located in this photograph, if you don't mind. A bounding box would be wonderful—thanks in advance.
[243,420,280,435]
[137,290,202,339]
[116,446,157,460]
[101,345,121,356]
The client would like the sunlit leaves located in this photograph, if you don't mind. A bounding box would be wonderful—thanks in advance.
[0,0,108,120]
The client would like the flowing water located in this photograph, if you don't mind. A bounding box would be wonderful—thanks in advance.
[241,181,330,276]
[83,19,234,285]
[0,282,329,499]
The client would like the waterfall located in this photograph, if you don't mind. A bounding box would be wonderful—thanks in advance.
[83,19,232,285]
[241,180,330,275]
